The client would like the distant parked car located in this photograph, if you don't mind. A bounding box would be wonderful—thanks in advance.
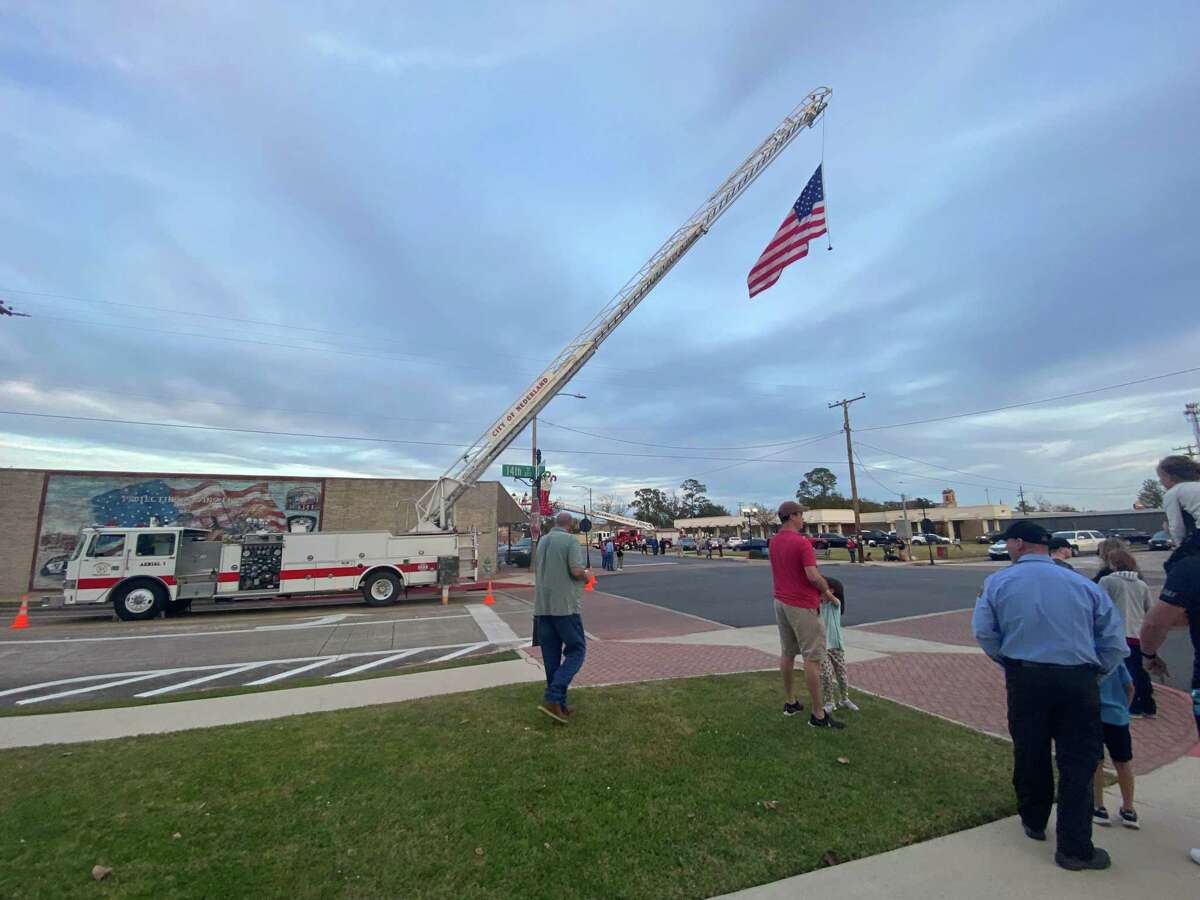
[977,530,1005,545]
[498,538,533,567]
[726,536,746,550]
[811,532,849,549]
[858,529,895,547]
[739,538,770,554]
[988,540,1010,561]
[1052,530,1106,555]
[1148,531,1174,551]
[1105,528,1152,544]
[911,533,951,545]
[680,537,698,552]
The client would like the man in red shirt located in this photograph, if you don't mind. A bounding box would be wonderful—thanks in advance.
[770,501,846,729]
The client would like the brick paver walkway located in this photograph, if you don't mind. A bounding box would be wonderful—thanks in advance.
[858,609,978,647]
[530,640,776,688]
[847,611,1198,774]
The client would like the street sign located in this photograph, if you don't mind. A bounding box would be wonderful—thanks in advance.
[579,517,592,533]
[502,464,545,478]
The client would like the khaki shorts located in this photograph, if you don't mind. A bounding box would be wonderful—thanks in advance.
[774,600,827,663]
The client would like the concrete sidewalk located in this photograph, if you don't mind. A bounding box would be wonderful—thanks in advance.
[0,657,543,748]
[716,754,1200,899]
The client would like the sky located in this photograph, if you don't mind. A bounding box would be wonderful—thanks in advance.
[1,1,1198,515]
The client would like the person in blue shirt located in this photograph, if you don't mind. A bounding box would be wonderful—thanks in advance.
[1091,665,1138,829]
[973,520,1128,872]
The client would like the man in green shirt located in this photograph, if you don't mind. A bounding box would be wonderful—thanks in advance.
[535,511,591,724]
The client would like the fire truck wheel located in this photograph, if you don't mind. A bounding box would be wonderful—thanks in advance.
[363,571,402,607]
[113,580,167,621]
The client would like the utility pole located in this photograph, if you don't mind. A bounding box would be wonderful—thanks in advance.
[829,393,866,562]
[1017,484,1028,515]
[1186,402,1200,450]
[530,417,541,545]
[1174,444,1198,460]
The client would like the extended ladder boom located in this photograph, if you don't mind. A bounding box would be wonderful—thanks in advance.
[415,87,831,529]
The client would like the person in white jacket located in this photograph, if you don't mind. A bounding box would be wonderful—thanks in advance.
[1158,455,1200,570]
[1099,547,1156,717]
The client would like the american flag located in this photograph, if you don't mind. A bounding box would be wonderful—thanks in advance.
[747,165,826,298]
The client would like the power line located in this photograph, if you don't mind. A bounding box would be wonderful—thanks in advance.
[0,408,875,466]
[857,367,1200,433]
[853,439,1121,494]
[538,417,829,452]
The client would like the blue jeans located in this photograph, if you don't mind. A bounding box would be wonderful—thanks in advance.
[536,614,587,705]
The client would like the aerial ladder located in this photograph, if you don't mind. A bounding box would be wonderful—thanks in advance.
[414,87,832,531]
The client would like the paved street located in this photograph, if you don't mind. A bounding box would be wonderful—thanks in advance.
[597,550,1195,692]
[1,549,1194,708]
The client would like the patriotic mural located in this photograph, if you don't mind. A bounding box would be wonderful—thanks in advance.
[32,475,323,589]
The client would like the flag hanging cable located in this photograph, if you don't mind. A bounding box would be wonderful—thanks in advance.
[746,165,827,298]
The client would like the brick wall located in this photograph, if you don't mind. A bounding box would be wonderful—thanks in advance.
[0,470,524,595]
[0,470,46,598]
[322,478,511,577]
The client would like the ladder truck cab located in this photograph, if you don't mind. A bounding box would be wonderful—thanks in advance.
[62,525,477,621]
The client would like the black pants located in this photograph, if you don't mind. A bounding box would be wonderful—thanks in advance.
[1004,661,1102,859]
[1124,642,1156,715]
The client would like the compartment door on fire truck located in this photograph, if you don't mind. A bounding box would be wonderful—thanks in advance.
[84,532,128,585]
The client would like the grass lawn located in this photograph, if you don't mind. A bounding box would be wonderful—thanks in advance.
[0,651,520,719]
[1,671,1016,900]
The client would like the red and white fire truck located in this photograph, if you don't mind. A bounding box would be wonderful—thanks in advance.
[63,525,475,620]
[59,87,830,620]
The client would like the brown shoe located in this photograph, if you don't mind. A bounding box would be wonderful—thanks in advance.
[561,703,574,717]
[538,702,568,724]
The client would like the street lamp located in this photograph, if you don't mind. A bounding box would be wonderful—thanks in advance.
[743,508,755,539]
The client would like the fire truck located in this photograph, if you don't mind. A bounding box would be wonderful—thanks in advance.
[61,87,831,620]
[64,525,474,620]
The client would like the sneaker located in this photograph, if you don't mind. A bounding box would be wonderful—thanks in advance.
[783,700,804,717]
[1118,808,1139,829]
[838,699,860,712]
[1190,848,1200,866]
[809,713,846,730]
[1022,823,1046,841]
[1093,806,1111,826]
[1055,847,1111,871]
[537,702,568,724]
[822,702,835,715]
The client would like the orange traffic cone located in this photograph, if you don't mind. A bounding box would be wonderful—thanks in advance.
[483,581,495,606]
[10,596,30,630]
[584,574,596,593]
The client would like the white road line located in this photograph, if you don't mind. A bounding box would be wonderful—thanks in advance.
[243,657,339,686]
[426,642,489,664]
[0,666,230,699]
[0,640,487,701]
[135,662,270,698]
[0,613,473,645]
[328,648,426,678]
[466,603,521,644]
[16,671,180,705]
[854,606,975,627]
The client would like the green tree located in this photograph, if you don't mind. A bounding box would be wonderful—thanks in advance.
[678,479,709,518]
[631,488,674,527]
[1136,479,1165,508]
[796,467,839,503]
